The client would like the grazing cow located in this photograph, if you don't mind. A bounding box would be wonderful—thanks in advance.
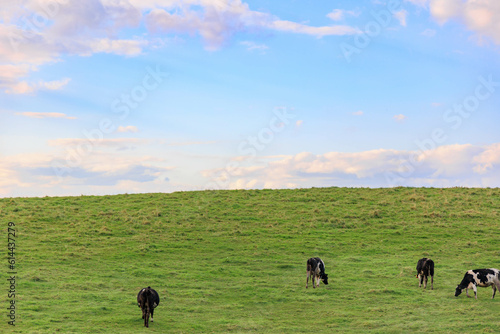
[306,257,329,288]
[416,258,434,289]
[455,268,500,299]
[137,286,160,327]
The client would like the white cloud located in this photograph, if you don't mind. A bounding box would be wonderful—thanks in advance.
[0,0,361,91]
[327,9,344,21]
[40,77,71,90]
[117,125,139,133]
[405,0,429,7]
[144,1,359,50]
[240,40,268,52]
[472,143,500,174]
[0,64,32,80]
[166,140,218,147]
[5,81,36,95]
[295,120,303,127]
[429,0,500,44]
[48,137,150,148]
[352,110,364,116]
[202,143,500,190]
[15,112,76,119]
[393,114,407,122]
[405,0,500,44]
[417,144,481,177]
[4,77,71,94]
[86,38,147,56]
[269,20,360,37]
[0,1,145,93]
[0,150,176,197]
[326,9,360,21]
[394,9,408,27]
[3,142,500,196]
[0,25,59,65]
[421,28,436,37]
[430,0,463,24]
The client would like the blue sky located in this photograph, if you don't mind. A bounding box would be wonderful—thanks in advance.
[1,0,500,197]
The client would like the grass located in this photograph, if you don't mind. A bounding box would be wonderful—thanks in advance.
[1,187,500,333]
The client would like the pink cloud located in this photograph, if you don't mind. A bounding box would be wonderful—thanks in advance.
[202,143,500,189]
[15,112,76,119]
[429,0,500,44]
[3,78,71,95]
[117,126,139,133]
[393,114,407,122]
[394,9,408,27]
[1,0,361,92]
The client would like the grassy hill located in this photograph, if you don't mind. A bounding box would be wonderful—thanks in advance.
[1,187,500,333]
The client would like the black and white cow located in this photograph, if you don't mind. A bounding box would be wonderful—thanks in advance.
[416,258,434,289]
[306,257,329,288]
[455,268,500,299]
[137,286,160,327]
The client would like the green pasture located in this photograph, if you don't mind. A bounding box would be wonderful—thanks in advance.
[1,187,500,333]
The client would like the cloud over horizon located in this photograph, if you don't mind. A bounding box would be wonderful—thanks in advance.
[4,142,500,197]
[203,143,500,190]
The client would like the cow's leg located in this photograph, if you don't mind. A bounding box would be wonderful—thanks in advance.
[473,284,478,299]
[493,280,500,299]
[466,288,471,298]
[306,270,310,288]
[431,275,434,290]
[492,285,497,299]
[424,275,428,289]
[418,274,422,288]
[151,308,154,322]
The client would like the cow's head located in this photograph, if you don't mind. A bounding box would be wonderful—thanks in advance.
[455,285,462,297]
[321,273,329,285]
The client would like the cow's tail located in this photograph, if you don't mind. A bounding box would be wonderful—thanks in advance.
[306,258,313,271]
[152,289,160,308]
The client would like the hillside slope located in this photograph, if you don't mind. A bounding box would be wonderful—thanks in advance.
[1,187,500,333]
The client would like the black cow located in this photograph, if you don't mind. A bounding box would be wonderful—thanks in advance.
[455,268,500,299]
[306,257,329,288]
[137,286,160,327]
[416,258,434,289]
